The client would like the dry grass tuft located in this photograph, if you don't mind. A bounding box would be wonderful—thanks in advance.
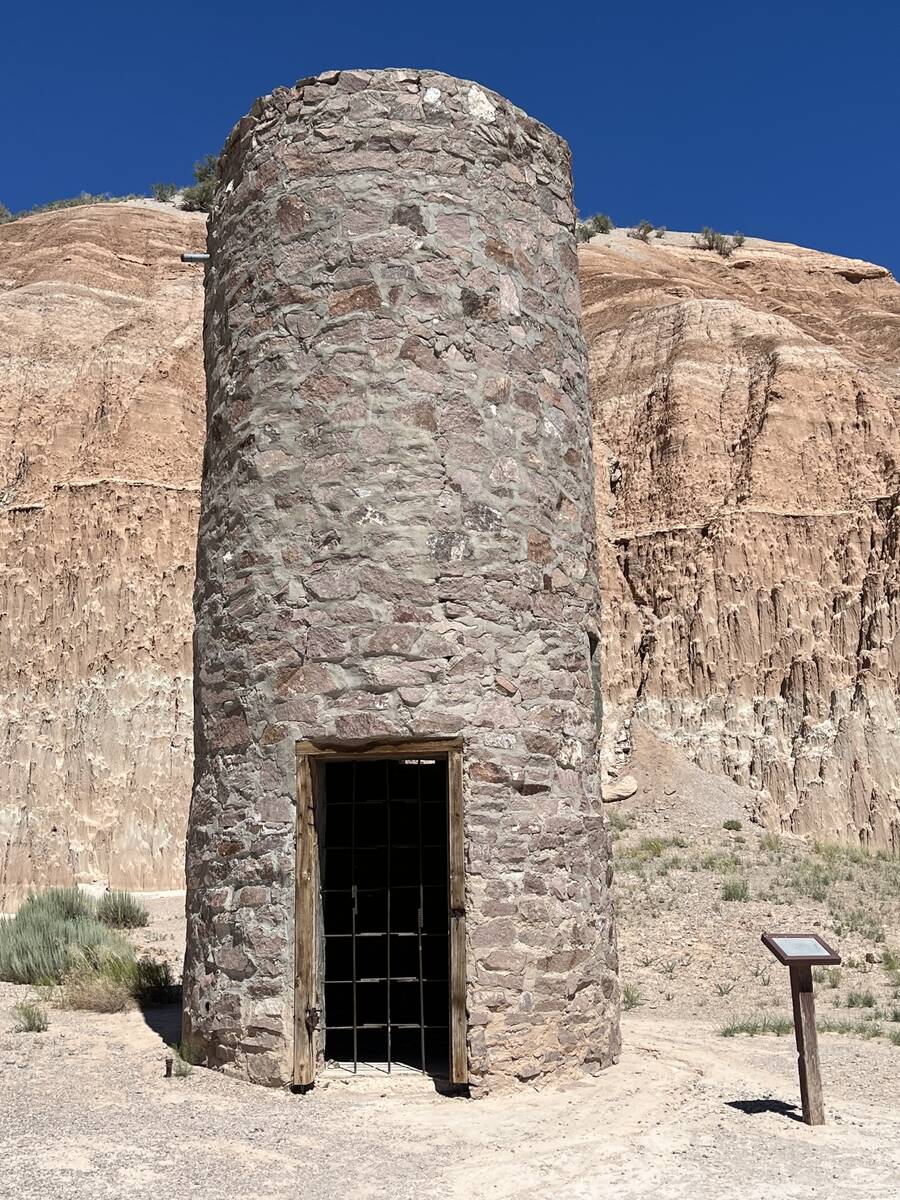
[12,1000,49,1032]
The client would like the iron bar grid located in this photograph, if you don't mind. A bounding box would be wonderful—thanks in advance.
[322,758,449,1076]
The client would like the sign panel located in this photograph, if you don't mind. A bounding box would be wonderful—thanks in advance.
[761,932,840,966]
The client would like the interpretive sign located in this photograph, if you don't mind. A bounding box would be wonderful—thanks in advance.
[762,930,841,1126]
[762,933,841,966]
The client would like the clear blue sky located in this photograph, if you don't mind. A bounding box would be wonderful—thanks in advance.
[2,0,898,272]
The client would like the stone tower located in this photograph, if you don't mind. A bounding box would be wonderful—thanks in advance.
[183,68,619,1090]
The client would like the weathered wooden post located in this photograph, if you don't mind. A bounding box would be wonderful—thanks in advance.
[762,932,841,1126]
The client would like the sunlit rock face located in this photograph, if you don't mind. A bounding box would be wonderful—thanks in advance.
[581,228,900,850]
[0,202,206,908]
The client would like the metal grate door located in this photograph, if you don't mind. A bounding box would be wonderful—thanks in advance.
[321,757,450,1075]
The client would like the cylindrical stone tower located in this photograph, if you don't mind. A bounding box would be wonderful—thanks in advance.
[184,68,619,1091]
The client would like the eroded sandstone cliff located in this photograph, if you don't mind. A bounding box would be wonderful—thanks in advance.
[581,230,900,848]
[0,202,205,905]
[3,203,899,900]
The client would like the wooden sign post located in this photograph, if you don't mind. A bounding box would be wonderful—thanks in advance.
[762,932,841,1127]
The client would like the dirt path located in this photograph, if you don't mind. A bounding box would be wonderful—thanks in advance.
[2,984,898,1200]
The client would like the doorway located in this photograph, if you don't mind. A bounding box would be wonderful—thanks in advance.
[293,742,467,1087]
[322,757,448,1073]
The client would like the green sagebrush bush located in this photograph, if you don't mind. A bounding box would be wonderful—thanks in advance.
[0,888,173,1009]
[181,155,219,213]
[151,182,179,202]
[97,890,149,930]
[0,889,128,984]
[576,212,615,242]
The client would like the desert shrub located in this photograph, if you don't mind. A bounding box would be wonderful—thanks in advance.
[830,904,885,944]
[181,155,219,213]
[847,990,876,1009]
[0,889,127,984]
[618,835,687,872]
[151,182,179,202]
[172,1052,193,1078]
[0,202,11,224]
[575,212,614,241]
[0,192,144,224]
[751,963,772,986]
[654,225,666,239]
[813,840,871,866]
[97,890,149,930]
[694,227,747,257]
[638,835,687,857]
[721,877,749,901]
[12,1000,48,1033]
[24,887,95,922]
[700,850,742,872]
[622,983,643,1010]
[814,966,842,989]
[61,950,176,1012]
[694,227,735,256]
[628,220,654,242]
[817,1016,883,1039]
[721,1012,792,1037]
[607,810,635,835]
[0,887,169,1007]
[132,957,178,1006]
[61,956,133,1012]
[781,858,846,902]
[723,819,742,831]
[175,1036,204,1069]
[760,832,782,853]
[882,948,900,971]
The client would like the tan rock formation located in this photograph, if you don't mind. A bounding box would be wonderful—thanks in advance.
[0,202,206,906]
[581,229,900,849]
[4,202,900,906]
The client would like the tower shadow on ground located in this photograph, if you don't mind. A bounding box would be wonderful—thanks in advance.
[139,998,182,1048]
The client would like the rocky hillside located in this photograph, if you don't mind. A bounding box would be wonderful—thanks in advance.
[582,229,900,850]
[0,202,205,905]
[2,203,898,901]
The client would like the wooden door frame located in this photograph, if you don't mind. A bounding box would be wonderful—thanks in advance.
[293,738,468,1087]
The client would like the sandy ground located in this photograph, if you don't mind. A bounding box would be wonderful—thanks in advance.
[4,729,900,1198]
[2,982,899,1200]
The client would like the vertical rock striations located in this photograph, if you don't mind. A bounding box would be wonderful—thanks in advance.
[0,203,206,906]
[581,230,900,849]
[184,69,618,1089]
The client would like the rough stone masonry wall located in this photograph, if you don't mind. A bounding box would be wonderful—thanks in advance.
[183,68,619,1089]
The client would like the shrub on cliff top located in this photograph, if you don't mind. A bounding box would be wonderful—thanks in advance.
[576,212,615,241]
[151,182,179,202]
[0,193,144,223]
[181,155,219,213]
[694,227,746,257]
[627,220,655,242]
